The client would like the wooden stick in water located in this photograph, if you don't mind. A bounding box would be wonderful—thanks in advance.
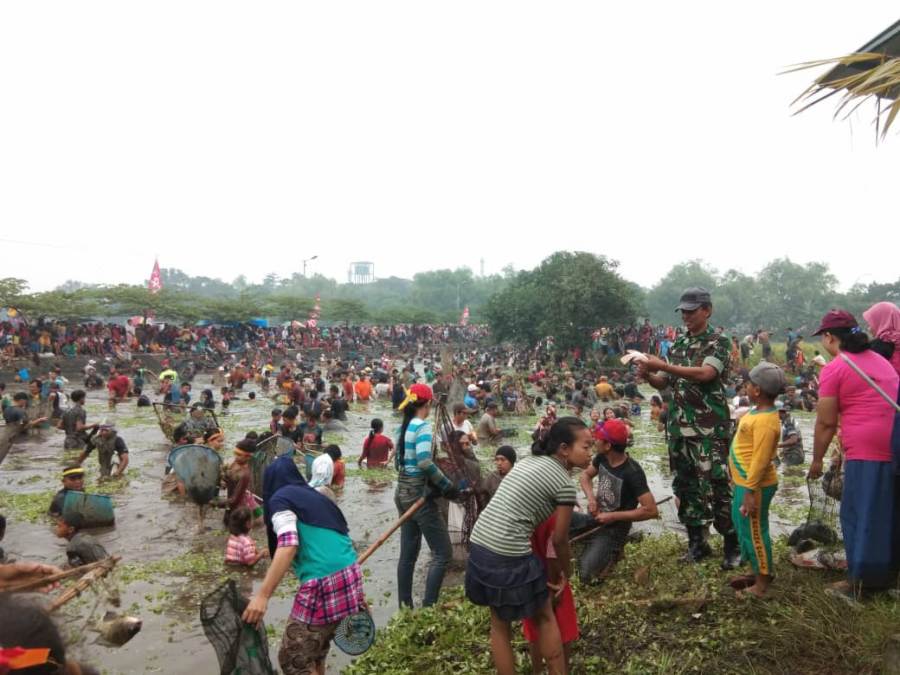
[48,557,120,612]
[357,497,426,565]
[2,558,119,594]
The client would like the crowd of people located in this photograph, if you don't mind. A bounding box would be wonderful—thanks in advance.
[1,292,899,674]
[0,318,488,363]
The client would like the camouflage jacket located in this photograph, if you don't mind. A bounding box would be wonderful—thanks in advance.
[665,327,731,440]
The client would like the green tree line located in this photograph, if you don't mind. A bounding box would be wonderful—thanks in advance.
[2,255,897,348]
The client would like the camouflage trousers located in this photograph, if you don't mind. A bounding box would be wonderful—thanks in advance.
[669,436,734,534]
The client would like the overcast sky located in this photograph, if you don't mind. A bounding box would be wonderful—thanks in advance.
[1,2,896,293]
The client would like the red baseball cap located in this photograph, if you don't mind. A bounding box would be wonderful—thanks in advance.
[593,419,629,446]
[408,383,433,402]
[812,309,858,336]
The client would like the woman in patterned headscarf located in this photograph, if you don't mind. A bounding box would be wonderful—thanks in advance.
[864,301,900,376]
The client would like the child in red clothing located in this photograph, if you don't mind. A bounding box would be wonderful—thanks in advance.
[522,513,579,672]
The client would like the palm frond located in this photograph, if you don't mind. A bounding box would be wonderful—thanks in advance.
[786,51,900,140]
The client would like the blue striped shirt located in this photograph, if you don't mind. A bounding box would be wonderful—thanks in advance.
[399,418,450,490]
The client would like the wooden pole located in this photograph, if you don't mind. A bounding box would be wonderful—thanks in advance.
[357,497,426,565]
[2,558,118,594]
[568,496,673,545]
[47,557,120,612]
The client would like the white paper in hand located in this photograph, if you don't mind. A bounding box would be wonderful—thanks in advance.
[620,350,649,366]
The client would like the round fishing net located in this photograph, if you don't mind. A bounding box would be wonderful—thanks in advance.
[200,580,275,675]
[168,444,223,506]
[333,610,376,655]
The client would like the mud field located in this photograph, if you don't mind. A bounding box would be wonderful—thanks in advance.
[0,373,815,674]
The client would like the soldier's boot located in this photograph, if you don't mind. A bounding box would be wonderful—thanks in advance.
[682,525,712,563]
[721,533,742,570]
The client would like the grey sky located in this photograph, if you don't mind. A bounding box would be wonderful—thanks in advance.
[1,2,896,293]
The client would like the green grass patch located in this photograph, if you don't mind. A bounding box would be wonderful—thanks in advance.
[344,466,396,481]
[347,533,898,674]
[0,489,58,523]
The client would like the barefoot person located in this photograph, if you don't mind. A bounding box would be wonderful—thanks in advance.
[807,310,899,599]
[465,417,592,675]
[729,363,785,598]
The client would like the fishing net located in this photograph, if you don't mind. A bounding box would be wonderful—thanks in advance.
[432,402,482,545]
[200,580,275,675]
[153,403,179,442]
[333,610,376,655]
[250,437,279,497]
[169,444,223,506]
[788,477,841,550]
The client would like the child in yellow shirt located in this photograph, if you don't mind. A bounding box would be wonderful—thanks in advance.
[728,362,785,599]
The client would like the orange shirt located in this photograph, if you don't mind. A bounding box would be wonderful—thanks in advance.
[354,379,372,401]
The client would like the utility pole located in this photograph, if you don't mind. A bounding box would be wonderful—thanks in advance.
[302,255,318,277]
[480,258,485,277]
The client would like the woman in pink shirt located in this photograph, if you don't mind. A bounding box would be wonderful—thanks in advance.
[808,310,900,597]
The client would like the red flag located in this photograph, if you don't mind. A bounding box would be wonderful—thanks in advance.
[148,259,162,294]
[460,306,470,326]
[307,294,320,329]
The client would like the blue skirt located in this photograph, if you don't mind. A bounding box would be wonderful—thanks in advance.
[842,460,894,588]
[465,543,547,621]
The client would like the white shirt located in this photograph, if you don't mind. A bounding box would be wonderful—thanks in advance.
[272,510,297,537]
[453,419,474,436]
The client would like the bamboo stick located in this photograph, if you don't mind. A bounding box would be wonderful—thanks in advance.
[568,496,673,545]
[48,557,120,612]
[357,497,426,565]
[2,558,118,594]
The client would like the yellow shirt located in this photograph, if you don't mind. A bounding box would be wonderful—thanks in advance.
[729,407,780,490]
[595,382,615,399]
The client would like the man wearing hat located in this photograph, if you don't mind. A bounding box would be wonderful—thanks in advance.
[48,465,85,517]
[573,419,658,581]
[464,384,480,411]
[78,421,129,478]
[478,445,517,506]
[638,287,738,567]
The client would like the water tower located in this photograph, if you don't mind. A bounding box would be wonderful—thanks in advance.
[348,261,375,284]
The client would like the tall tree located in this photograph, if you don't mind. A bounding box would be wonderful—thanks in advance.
[484,251,639,350]
[755,259,838,333]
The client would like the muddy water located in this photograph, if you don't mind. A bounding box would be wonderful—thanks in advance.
[0,377,815,674]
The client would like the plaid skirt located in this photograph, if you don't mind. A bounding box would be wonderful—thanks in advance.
[290,563,366,625]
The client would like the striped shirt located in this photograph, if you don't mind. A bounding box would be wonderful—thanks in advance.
[470,454,577,557]
[398,418,450,491]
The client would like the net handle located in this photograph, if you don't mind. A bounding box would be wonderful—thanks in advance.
[357,497,426,565]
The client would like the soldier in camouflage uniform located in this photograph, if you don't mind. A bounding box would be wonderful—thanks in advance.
[638,287,740,567]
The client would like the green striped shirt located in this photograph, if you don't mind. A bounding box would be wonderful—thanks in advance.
[470,455,577,557]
